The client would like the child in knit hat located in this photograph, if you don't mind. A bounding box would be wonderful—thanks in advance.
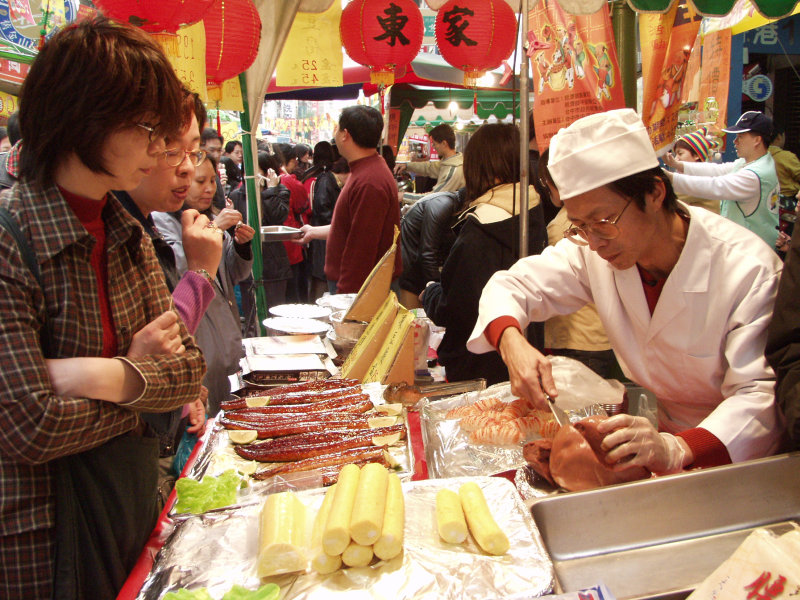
[669,127,721,213]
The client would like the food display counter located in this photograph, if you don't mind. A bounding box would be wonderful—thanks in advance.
[117,311,800,600]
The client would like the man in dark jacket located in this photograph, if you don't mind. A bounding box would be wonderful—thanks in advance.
[399,187,466,308]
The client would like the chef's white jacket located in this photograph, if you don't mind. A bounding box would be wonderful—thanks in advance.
[467,204,785,462]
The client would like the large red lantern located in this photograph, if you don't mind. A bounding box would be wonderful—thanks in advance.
[340,0,424,86]
[203,0,261,88]
[94,0,216,33]
[435,0,517,87]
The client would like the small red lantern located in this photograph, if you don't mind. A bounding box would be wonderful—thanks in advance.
[203,0,261,88]
[435,0,517,87]
[340,0,424,86]
[95,0,216,33]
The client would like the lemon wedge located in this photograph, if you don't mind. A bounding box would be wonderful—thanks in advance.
[367,416,398,428]
[245,396,269,407]
[228,430,258,444]
[374,403,403,416]
[237,461,259,475]
[372,432,402,447]
[384,450,400,468]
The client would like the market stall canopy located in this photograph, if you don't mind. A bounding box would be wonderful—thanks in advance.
[264,53,524,101]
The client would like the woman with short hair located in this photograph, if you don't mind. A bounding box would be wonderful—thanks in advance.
[0,17,204,599]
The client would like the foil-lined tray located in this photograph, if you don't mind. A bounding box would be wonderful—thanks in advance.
[175,383,415,517]
[137,476,554,600]
[420,357,622,481]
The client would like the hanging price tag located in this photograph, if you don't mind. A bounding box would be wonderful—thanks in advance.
[275,2,343,87]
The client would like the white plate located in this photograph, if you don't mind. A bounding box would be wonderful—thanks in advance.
[315,293,357,311]
[262,317,330,335]
[269,303,331,320]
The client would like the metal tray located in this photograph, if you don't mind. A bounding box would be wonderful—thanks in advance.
[261,225,302,241]
[530,452,800,599]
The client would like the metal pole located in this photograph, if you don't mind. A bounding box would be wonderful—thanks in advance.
[612,0,637,110]
[518,0,530,259]
[238,72,269,336]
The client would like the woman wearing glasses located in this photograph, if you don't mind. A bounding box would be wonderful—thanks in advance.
[468,109,784,476]
[0,18,204,599]
[153,155,254,416]
[420,123,548,385]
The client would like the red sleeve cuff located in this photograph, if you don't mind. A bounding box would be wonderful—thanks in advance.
[676,428,732,469]
[485,316,522,349]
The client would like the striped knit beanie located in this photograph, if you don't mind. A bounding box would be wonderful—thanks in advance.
[677,127,715,162]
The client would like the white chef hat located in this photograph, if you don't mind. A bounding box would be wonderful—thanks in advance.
[548,108,659,200]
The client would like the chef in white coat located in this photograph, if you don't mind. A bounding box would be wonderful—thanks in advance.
[467,109,785,476]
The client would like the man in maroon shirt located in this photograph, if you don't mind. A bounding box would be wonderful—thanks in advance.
[297,106,401,293]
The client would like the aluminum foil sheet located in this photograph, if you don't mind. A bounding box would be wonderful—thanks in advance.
[421,358,618,480]
[137,476,554,600]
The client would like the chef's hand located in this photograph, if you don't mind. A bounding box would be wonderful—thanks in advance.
[597,414,690,475]
[497,327,557,410]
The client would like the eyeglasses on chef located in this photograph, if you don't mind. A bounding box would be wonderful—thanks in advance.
[563,198,633,246]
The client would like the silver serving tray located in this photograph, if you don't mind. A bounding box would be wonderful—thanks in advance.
[260,225,302,241]
[531,452,800,599]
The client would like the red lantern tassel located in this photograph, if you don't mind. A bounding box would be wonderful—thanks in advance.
[473,91,477,117]
[216,101,222,136]
[379,86,385,116]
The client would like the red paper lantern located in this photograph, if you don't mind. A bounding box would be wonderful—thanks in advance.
[340,0,423,86]
[203,0,261,87]
[95,0,216,33]
[435,0,517,87]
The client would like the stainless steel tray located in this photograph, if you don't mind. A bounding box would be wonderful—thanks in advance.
[261,225,302,241]
[530,452,800,599]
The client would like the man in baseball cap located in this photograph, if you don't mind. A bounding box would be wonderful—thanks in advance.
[467,108,783,481]
[664,111,779,248]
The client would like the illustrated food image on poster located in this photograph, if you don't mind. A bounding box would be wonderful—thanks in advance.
[528,0,624,150]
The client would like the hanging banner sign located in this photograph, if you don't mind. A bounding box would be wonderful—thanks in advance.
[276,1,343,88]
[0,90,17,120]
[0,0,77,54]
[528,0,624,150]
[207,77,244,112]
[640,0,702,154]
[697,28,731,134]
[386,108,401,154]
[155,22,207,100]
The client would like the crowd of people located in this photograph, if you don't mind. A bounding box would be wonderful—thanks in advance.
[3,15,800,600]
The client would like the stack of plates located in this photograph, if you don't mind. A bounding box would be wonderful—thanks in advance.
[269,303,331,321]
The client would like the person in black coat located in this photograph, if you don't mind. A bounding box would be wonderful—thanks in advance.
[398,187,467,309]
[421,124,547,385]
[229,152,290,333]
[301,141,348,301]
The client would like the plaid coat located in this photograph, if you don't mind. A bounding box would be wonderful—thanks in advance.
[0,179,205,598]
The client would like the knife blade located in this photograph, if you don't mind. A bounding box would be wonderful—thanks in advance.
[544,390,569,427]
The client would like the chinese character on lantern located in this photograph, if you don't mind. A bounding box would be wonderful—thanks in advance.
[442,5,477,47]
[745,571,787,600]
[374,2,410,46]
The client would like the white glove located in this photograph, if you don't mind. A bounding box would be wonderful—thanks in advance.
[598,414,687,475]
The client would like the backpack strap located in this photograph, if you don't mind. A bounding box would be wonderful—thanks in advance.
[0,206,43,286]
[0,206,52,356]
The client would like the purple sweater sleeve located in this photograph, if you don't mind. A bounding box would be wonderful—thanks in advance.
[173,271,215,334]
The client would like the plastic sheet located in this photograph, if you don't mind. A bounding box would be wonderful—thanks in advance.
[137,476,554,600]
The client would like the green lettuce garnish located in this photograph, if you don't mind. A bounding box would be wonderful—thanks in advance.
[174,469,241,514]
[221,583,280,600]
